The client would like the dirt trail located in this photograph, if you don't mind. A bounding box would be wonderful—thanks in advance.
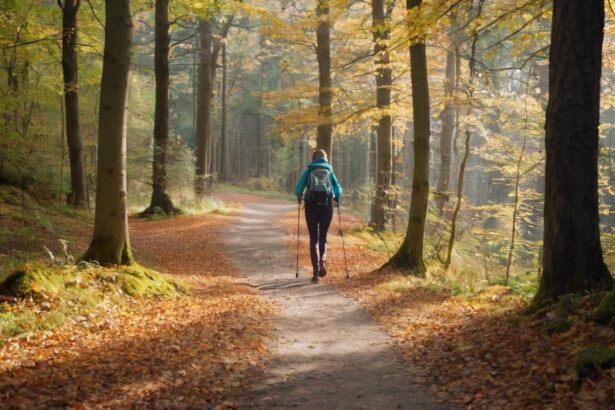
[221,194,446,410]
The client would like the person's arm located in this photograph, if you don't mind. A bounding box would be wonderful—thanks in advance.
[330,170,343,201]
[294,169,309,201]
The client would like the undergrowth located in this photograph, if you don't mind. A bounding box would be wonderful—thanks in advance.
[344,225,540,300]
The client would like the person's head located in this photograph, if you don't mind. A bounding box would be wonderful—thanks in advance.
[312,149,327,161]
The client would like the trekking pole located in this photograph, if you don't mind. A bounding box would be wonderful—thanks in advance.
[296,201,301,278]
[336,201,350,279]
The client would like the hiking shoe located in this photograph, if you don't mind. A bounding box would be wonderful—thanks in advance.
[319,261,327,277]
[311,275,319,284]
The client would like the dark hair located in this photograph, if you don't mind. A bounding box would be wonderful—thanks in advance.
[312,149,327,161]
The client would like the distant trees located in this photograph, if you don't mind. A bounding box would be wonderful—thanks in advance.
[141,0,177,216]
[82,0,134,265]
[435,34,458,214]
[532,0,613,305]
[58,0,88,209]
[195,15,233,198]
[219,42,228,182]
[388,0,430,276]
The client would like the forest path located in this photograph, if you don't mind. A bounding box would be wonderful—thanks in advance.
[220,193,446,410]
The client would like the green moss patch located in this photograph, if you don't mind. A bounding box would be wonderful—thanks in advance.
[0,262,185,342]
[543,318,572,336]
[575,348,615,381]
[0,262,182,299]
[0,263,65,297]
[115,265,183,297]
[593,290,615,326]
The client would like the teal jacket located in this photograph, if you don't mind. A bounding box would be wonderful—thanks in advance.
[294,158,343,201]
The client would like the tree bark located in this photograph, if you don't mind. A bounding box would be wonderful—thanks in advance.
[435,43,458,214]
[388,0,430,276]
[532,0,613,306]
[141,0,176,216]
[316,0,333,159]
[82,0,134,265]
[194,19,213,198]
[59,0,89,209]
[369,0,393,231]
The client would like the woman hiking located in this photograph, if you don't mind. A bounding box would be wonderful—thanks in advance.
[295,149,343,283]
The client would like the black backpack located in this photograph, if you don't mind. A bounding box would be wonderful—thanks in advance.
[307,168,333,206]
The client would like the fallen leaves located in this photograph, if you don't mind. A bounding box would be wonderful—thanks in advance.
[1,214,274,409]
[283,210,615,409]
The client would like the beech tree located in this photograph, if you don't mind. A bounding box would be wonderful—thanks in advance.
[316,0,333,158]
[194,19,213,198]
[58,0,88,209]
[388,0,430,276]
[82,0,134,265]
[141,0,177,216]
[532,0,613,305]
[369,0,393,231]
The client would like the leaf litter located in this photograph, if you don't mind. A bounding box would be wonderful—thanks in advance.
[282,210,615,409]
[1,214,274,409]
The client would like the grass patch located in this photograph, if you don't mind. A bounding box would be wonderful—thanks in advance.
[345,226,399,255]
[179,196,240,216]
[217,183,295,202]
[0,262,184,343]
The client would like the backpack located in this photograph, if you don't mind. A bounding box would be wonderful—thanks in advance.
[307,168,333,206]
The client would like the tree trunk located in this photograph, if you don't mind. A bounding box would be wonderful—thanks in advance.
[141,0,176,216]
[532,0,613,306]
[82,0,134,265]
[194,18,232,195]
[388,0,430,276]
[444,130,470,268]
[59,0,88,209]
[194,19,213,199]
[369,0,392,231]
[316,0,333,159]
[219,42,227,182]
[435,43,457,214]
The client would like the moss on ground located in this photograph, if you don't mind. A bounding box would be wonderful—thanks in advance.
[0,262,185,342]
[115,265,184,297]
[0,263,65,297]
[575,348,615,381]
[593,290,615,325]
[555,293,579,319]
[0,262,182,299]
[543,318,572,336]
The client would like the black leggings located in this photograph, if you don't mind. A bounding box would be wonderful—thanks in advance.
[304,201,334,272]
